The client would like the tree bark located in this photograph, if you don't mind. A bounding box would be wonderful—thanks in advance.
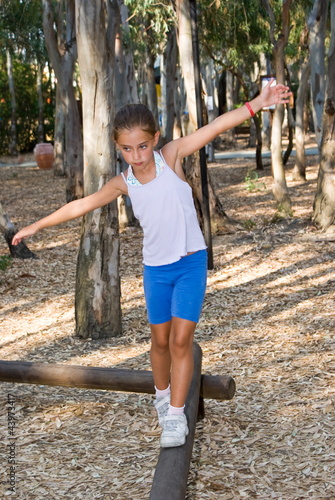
[75,0,121,339]
[145,48,159,126]
[225,71,235,146]
[308,0,329,149]
[53,85,66,176]
[161,27,178,143]
[292,58,311,181]
[0,203,37,259]
[176,0,234,234]
[36,62,44,144]
[42,0,83,201]
[313,0,335,231]
[113,0,138,229]
[263,0,292,212]
[6,50,18,157]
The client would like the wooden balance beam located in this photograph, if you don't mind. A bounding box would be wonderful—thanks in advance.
[0,358,235,400]
[0,344,235,498]
[150,342,203,500]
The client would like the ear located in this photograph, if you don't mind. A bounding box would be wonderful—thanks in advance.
[153,131,160,146]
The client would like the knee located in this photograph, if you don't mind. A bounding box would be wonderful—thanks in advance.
[151,335,169,354]
[169,333,193,355]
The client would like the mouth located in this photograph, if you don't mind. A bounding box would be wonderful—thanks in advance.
[134,162,143,167]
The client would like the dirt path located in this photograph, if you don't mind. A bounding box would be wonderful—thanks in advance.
[0,151,334,499]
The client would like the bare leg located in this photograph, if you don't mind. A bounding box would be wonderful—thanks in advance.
[150,317,197,405]
[169,317,197,408]
[150,320,171,390]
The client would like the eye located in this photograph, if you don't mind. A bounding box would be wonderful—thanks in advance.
[140,145,147,150]
[122,147,131,152]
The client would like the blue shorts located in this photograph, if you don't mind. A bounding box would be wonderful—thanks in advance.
[143,250,207,325]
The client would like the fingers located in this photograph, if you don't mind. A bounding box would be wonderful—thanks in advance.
[12,224,38,246]
[12,235,21,246]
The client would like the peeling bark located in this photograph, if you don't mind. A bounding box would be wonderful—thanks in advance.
[74,0,121,339]
[313,0,335,231]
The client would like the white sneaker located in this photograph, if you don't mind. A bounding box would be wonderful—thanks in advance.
[160,414,189,448]
[154,395,170,427]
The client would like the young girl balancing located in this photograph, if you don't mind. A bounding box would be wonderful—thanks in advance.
[13,80,291,448]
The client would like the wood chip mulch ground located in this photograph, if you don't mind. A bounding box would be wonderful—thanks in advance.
[0,147,334,499]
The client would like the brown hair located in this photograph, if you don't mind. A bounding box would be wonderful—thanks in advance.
[113,103,158,141]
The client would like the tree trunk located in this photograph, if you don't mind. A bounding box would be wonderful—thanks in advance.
[6,50,18,157]
[53,85,66,176]
[203,58,218,162]
[161,27,178,144]
[145,49,159,126]
[253,114,264,171]
[114,0,139,108]
[113,0,138,229]
[282,104,294,166]
[36,62,44,144]
[176,0,233,234]
[292,58,311,181]
[308,0,329,149]
[75,0,121,339]
[313,0,335,231]
[225,71,235,146]
[42,0,83,201]
[0,203,37,259]
[263,0,292,212]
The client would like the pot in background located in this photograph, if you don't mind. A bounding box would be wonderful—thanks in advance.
[34,143,54,170]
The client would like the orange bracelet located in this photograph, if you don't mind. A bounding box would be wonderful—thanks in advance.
[245,102,255,117]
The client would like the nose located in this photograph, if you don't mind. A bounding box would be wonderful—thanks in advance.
[132,148,140,161]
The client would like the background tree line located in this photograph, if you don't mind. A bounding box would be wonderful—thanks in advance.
[1,0,335,339]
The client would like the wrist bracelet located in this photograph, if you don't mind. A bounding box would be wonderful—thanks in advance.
[245,102,255,117]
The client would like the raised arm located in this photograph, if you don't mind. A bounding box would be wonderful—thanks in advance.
[12,174,127,245]
[162,79,292,165]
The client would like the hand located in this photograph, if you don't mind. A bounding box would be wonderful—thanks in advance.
[12,222,39,246]
[260,78,292,108]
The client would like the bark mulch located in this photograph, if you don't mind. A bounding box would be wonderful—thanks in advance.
[0,149,334,499]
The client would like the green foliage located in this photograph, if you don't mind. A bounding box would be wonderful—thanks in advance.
[244,170,266,192]
[124,0,175,60]
[0,0,54,155]
[0,255,12,271]
[197,0,272,71]
[243,218,257,230]
[0,59,55,154]
[0,0,45,59]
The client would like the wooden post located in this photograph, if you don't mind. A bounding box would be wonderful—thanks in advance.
[149,343,202,500]
[0,360,235,401]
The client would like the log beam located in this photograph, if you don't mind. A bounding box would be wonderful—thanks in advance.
[149,343,202,500]
[0,359,235,400]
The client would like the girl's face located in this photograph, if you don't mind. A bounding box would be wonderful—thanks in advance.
[116,127,160,173]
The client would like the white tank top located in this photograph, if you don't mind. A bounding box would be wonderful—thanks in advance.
[122,151,206,266]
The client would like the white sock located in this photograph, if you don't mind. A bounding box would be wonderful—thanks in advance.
[167,404,185,416]
[155,385,170,399]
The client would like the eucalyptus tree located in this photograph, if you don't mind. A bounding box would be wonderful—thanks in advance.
[175,0,235,234]
[74,0,121,339]
[42,0,83,201]
[308,0,329,150]
[114,0,138,228]
[261,0,292,213]
[313,0,335,230]
[197,0,272,170]
[124,0,175,124]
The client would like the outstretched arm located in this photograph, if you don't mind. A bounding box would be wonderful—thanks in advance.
[162,79,292,164]
[12,174,127,245]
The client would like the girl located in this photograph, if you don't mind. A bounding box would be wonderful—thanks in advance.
[12,80,292,448]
